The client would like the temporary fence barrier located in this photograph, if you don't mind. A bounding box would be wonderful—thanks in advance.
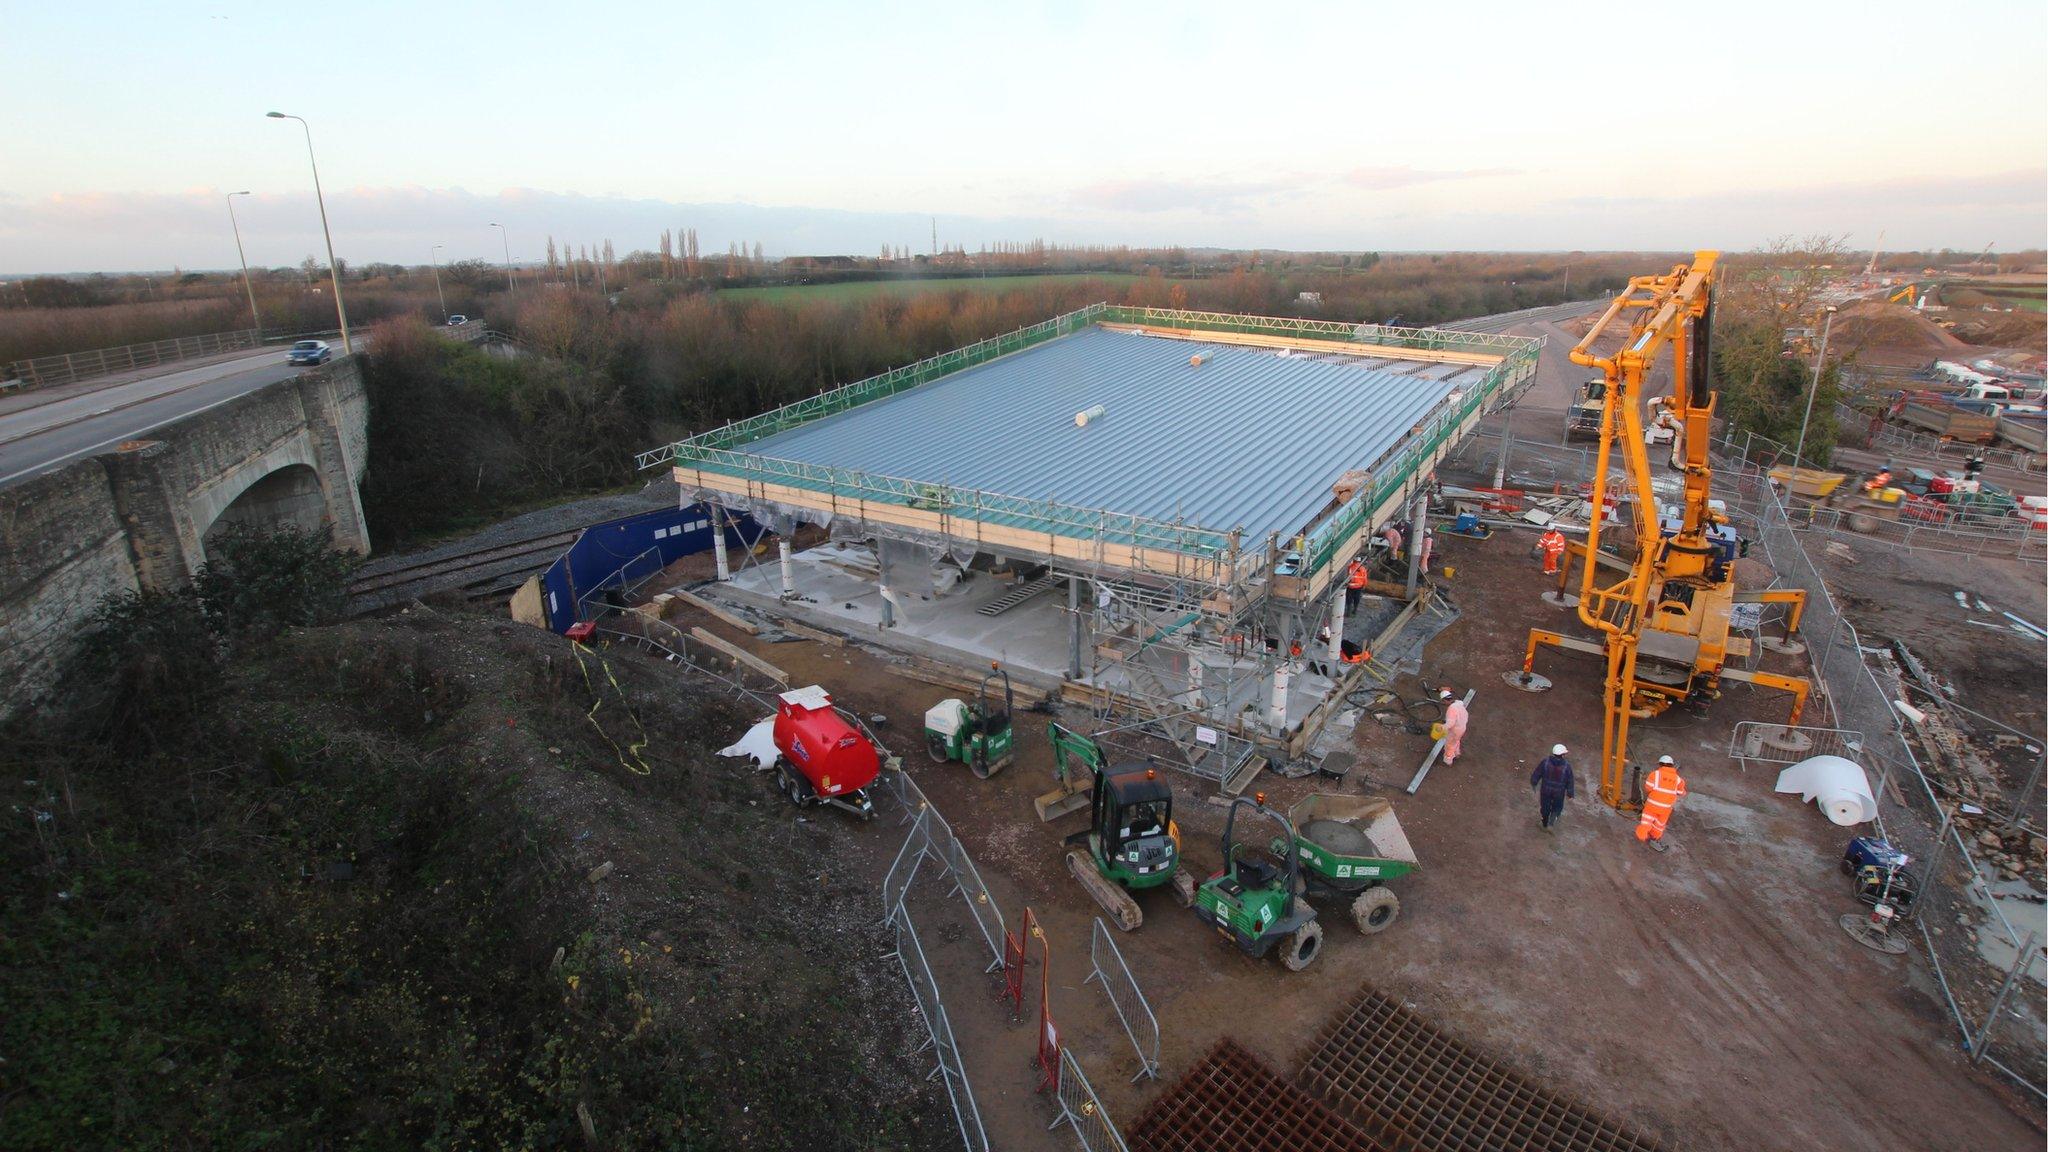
[1035,913,1059,1095]
[881,808,935,925]
[1084,917,1161,1082]
[1048,1047,1130,1152]
[885,898,991,1152]
[998,907,1037,1021]
[1744,486,2046,1101]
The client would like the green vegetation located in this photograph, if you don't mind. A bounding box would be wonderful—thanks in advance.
[1,527,944,1151]
[722,271,1140,303]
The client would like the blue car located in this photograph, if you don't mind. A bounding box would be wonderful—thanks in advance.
[286,339,332,365]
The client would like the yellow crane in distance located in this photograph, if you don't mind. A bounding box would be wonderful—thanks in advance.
[1522,251,1814,809]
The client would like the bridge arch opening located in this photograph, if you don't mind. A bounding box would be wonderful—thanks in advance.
[203,462,329,549]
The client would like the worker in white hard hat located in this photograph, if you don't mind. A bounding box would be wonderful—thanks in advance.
[1438,687,1470,766]
[1530,743,1575,831]
[1637,754,1688,851]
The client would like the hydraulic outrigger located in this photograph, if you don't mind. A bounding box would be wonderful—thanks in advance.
[1523,251,1813,809]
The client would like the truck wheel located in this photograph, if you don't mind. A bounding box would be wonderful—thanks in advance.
[926,735,950,763]
[1848,512,1878,533]
[1280,919,1323,971]
[1351,887,1401,935]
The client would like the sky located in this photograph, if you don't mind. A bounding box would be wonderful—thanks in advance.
[3,0,2044,273]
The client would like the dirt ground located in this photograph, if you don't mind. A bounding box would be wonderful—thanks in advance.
[658,520,2042,1152]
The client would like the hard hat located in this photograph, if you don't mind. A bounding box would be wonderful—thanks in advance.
[1439,687,1453,700]
[1552,744,1568,756]
[1658,754,1675,765]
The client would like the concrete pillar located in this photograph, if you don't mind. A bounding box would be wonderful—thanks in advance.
[1327,579,1347,666]
[711,504,730,581]
[100,441,194,590]
[777,539,795,599]
[1067,574,1083,680]
[1267,662,1293,730]
[1404,490,1428,598]
[292,367,370,556]
[877,542,894,629]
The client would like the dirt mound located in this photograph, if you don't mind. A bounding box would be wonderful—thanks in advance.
[1946,310,2046,349]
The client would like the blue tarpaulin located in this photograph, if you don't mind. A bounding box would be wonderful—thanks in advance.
[538,503,759,633]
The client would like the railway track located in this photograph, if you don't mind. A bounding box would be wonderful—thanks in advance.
[346,529,580,608]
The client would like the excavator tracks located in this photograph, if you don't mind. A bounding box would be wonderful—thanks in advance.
[1068,846,1143,931]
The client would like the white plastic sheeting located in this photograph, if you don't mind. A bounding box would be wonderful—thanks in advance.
[1774,754,1878,825]
[717,717,779,770]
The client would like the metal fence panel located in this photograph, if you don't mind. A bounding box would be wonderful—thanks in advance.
[1049,1047,1130,1152]
[1084,917,1161,1081]
[888,909,991,1152]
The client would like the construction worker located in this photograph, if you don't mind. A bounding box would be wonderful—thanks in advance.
[1863,464,1894,495]
[1416,528,1435,575]
[1636,754,1688,851]
[1530,743,1574,831]
[1438,687,1469,766]
[1538,527,1567,575]
[1381,523,1404,566]
[1346,555,1369,612]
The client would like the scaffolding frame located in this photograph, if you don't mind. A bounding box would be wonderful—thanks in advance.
[643,304,1541,781]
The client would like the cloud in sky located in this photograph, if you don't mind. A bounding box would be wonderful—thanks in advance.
[1343,167,1521,191]
[1,169,2042,275]
[1066,177,1307,215]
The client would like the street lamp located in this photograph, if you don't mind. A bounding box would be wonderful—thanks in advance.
[488,222,515,297]
[1793,304,1837,471]
[430,244,448,323]
[266,111,350,355]
[226,190,261,335]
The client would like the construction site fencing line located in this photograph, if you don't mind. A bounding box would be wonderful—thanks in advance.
[1084,917,1161,1082]
[877,773,1006,973]
[1831,401,2045,473]
[1744,485,2046,1101]
[1049,1046,1129,1152]
[885,903,992,1152]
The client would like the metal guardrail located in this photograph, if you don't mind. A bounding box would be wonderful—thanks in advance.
[6,327,265,389]
[1048,1047,1129,1152]
[886,905,991,1152]
[1084,917,1161,1081]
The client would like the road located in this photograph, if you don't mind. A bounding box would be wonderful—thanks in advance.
[1440,298,1607,334]
[0,347,328,487]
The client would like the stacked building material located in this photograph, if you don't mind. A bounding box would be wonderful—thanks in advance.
[1129,1037,1386,1152]
[1301,987,1667,1152]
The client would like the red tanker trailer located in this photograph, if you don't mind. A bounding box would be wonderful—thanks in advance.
[771,685,879,818]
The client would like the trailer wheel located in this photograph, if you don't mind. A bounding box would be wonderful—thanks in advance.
[1280,919,1323,972]
[1351,887,1401,935]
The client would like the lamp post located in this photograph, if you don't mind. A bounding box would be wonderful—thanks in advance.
[226,190,261,335]
[489,222,515,297]
[1792,304,1837,471]
[265,111,350,355]
[430,244,448,323]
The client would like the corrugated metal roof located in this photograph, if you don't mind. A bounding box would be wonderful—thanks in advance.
[738,326,1483,542]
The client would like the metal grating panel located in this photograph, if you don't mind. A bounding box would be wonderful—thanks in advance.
[1300,988,1668,1152]
[1128,1038,1388,1152]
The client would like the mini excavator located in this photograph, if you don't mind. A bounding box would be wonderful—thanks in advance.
[1523,251,1814,809]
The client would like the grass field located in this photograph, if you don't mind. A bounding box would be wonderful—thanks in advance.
[721,272,1141,304]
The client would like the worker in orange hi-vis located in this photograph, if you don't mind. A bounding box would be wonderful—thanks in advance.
[1417,528,1435,575]
[1438,687,1469,766]
[1636,754,1688,851]
[1345,556,1369,613]
[1537,527,1567,575]
[1381,524,1404,566]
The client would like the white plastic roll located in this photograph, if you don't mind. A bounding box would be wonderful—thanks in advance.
[1075,404,1106,427]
